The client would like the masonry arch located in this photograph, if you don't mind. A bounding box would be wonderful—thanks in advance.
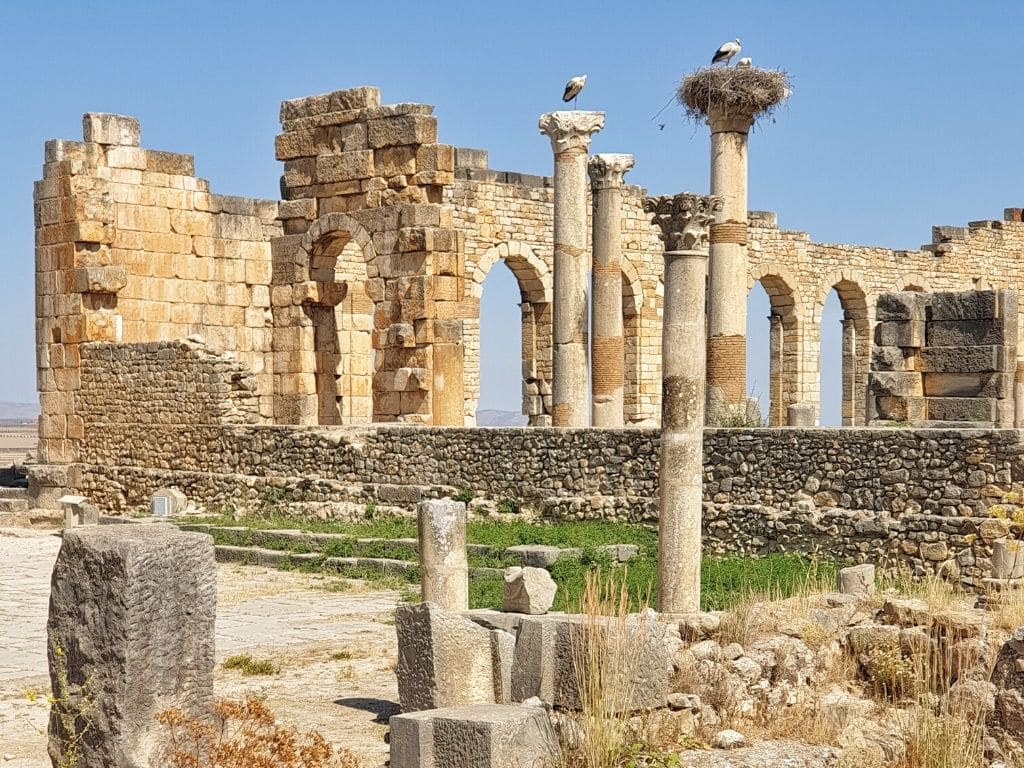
[814,269,870,426]
[274,213,378,425]
[747,264,799,426]
[894,273,932,293]
[469,241,553,425]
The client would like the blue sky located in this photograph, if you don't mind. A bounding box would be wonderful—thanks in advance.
[2,2,1022,423]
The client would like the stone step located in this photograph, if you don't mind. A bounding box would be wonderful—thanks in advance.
[0,498,28,514]
[0,487,28,499]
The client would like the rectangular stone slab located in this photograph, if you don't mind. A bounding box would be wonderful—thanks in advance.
[918,345,1010,373]
[926,397,997,423]
[47,524,215,768]
[868,371,922,397]
[926,290,1015,321]
[926,319,1009,346]
[875,292,926,322]
[875,320,924,348]
[923,372,1010,398]
[875,395,927,422]
[389,704,557,768]
[871,345,916,372]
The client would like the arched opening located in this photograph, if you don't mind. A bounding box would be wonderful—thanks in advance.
[746,272,798,426]
[477,261,527,426]
[469,242,552,426]
[818,280,869,426]
[307,231,373,425]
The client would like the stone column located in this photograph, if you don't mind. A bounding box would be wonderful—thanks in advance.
[539,111,605,427]
[588,153,634,428]
[643,193,718,614]
[768,313,783,426]
[706,110,755,410]
[417,499,468,611]
[841,317,856,426]
[657,249,708,613]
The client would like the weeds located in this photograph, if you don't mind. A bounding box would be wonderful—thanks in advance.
[49,644,97,768]
[221,654,279,676]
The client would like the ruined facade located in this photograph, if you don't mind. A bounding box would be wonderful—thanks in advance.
[34,86,1024,472]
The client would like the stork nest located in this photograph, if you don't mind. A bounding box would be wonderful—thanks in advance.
[678,66,791,124]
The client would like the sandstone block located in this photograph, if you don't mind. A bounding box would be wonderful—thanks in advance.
[71,265,127,294]
[927,397,997,423]
[327,86,381,112]
[511,614,671,710]
[82,113,140,146]
[923,372,1009,398]
[274,131,316,160]
[875,320,924,348]
[919,345,1009,374]
[875,292,926,322]
[880,597,931,627]
[47,525,215,768]
[837,564,875,595]
[455,147,489,169]
[491,629,516,705]
[502,567,557,615]
[875,395,926,422]
[868,371,922,397]
[395,602,496,712]
[315,150,374,183]
[786,402,816,426]
[367,115,438,148]
[389,704,557,768]
[992,539,1024,580]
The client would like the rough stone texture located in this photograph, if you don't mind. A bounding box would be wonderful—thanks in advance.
[676,740,839,767]
[418,499,468,611]
[837,564,875,595]
[389,704,557,768]
[502,566,556,615]
[988,628,1024,759]
[510,613,671,711]
[46,524,215,768]
[395,602,496,712]
[868,290,1017,427]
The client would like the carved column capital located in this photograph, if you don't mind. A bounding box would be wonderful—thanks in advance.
[643,193,723,252]
[538,111,605,154]
[588,153,634,189]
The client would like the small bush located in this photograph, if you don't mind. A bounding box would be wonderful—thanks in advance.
[221,653,279,676]
[453,488,474,504]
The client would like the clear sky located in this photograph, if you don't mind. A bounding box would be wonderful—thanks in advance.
[2,1,1022,422]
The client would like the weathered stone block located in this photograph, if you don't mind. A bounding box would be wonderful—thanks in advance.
[871,345,915,372]
[927,397,997,423]
[327,86,381,112]
[928,290,1013,321]
[418,499,468,611]
[837,564,875,595]
[389,704,557,768]
[82,113,140,146]
[923,372,995,397]
[505,545,564,568]
[395,602,496,712]
[875,320,924,348]
[868,371,922,397]
[454,147,489,169]
[918,345,1009,373]
[71,265,127,294]
[511,614,671,710]
[927,319,1009,347]
[502,567,557,615]
[786,402,816,426]
[875,395,927,422]
[875,292,926,322]
[315,150,374,183]
[150,486,188,517]
[367,115,438,148]
[47,525,215,768]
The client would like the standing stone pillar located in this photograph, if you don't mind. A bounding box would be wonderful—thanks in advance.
[588,153,634,428]
[417,499,468,611]
[706,110,756,412]
[643,193,718,614]
[768,313,783,426]
[539,111,605,427]
[841,317,856,426]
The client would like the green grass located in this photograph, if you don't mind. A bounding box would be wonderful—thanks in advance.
[221,653,279,676]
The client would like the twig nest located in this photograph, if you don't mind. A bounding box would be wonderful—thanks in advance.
[678,66,791,124]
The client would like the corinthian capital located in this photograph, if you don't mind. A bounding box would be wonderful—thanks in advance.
[538,111,605,154]
[643,193,723,252]
[588,153,635,189]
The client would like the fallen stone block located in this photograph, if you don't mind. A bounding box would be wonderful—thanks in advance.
[502,567,557,615]
[390,703,558,768]
[837,564,875,596]
[880,597,931,628]
[506,544,567,568]
[491,630,516,705]
[396,602,496,712]
[47,524,215,768]
[511,613,671,711]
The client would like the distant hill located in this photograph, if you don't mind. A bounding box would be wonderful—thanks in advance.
[475,409,529,427]
[0,401,39,420]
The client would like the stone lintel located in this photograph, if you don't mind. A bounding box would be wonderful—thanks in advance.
[538,111,605,154]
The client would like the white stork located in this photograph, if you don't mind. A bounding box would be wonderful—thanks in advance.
[736,57,753,68]
[712,39,742,66]
[562,75,587,108]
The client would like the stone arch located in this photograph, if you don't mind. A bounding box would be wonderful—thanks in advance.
[621,259,644,424]
[814,269,870,426]
[468,241,553,425]
[747,264,799,426]
[894,273,932,293]
[273,213,378,425]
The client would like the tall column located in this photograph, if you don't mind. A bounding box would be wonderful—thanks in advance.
[643,193,717,614]
[706,110,756,411]
[841,317,856,426]
[768,313,783,426]
[539,111,605,427]
[588,153,634,428]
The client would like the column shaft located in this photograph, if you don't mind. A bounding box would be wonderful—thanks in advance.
[768,313,783,426]
[657,250,708,614]
[707,114,752,406]
[539,111,605,427]
[588,153,633,427]
[841,317,856,426]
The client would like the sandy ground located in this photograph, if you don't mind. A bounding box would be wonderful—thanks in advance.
[0,530,400,767]
[0,424,35,464]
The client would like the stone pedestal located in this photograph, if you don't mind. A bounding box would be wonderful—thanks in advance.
[706,110,755,409]
[47,524,215,768]
[657,250,708,614]
[588,153,633,428]
[418,499,468,611]
[539,111,604,427]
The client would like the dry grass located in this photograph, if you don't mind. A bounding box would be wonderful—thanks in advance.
[987,582,1024,631]
[156,695,360,767]
[678,66,791,123]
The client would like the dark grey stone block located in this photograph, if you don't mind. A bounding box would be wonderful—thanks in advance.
[926,397,997,423]
[868,371,922,397]
[871,345,915,372]
[919,345,1010,373]
[875,321,924,348]
[926,320,1009,346]
[927,290,1005,321]
[875,292,926,322]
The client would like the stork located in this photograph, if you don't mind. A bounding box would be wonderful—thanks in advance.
[712,39,742,66]
[736,57,752,68]
[562,75,587,108]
